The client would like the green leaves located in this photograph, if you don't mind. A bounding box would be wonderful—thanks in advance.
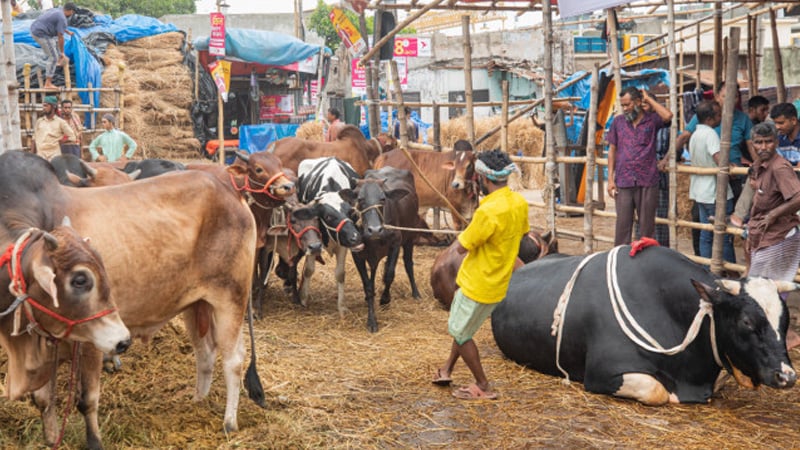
[52,0,196,18]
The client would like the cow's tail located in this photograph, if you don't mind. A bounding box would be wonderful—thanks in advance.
[244,292,266,408]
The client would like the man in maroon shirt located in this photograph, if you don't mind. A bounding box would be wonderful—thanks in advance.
[607,87,673,245]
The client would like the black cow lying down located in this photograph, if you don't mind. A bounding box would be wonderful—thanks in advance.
[493,246,797,405]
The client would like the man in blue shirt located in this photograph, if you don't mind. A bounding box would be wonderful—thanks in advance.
[771,103,800,165]
[676,81,754,203]
[30,3,76,90]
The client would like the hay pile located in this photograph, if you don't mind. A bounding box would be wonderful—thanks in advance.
[99,32,200,159]
[432,116,545,190]
[2,244,800,448]
[296,121,324,141]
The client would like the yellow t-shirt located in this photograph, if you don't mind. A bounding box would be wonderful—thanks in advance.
[456,186,529,304]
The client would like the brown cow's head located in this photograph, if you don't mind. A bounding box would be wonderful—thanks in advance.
[15,224,130,356]
[267,203,324,257]
[441,150,476,190]
[229,151,295,203]
[66,161,139,187]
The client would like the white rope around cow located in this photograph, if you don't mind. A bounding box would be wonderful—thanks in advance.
[550,246,723,385]
[383,224,460,235]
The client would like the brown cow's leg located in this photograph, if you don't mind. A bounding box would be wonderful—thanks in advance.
[31,374,58,447]
[76,345,105,450]
[182,304,217,401]
[299,254,316,307]
[206,300,247,432]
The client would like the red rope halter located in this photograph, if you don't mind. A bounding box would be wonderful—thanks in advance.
[0,230,117,341]
[229,171,287,201]
[286,213,321,255]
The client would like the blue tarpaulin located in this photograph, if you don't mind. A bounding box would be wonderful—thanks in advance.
[238,123,300,154]
[12,14,179,106]
[194,28,324,67]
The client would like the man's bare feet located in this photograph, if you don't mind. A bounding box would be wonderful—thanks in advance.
[43,82,58,91]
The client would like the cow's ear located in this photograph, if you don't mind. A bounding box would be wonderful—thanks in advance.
[441,161,456,171]
[227,164,247,176]
[386,188,410,201]
[691,279,723,304]
[339,189,357,205]
[32,259,59,308]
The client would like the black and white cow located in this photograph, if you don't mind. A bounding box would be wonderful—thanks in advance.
[295,157,364,316]
[343,166,423,332]
[492,246,797,405]
[122,158,185,179]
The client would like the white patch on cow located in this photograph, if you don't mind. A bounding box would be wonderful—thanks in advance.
[743,278,784,342]
[614,373,671,405]
[782,362,795,377]
[318,191,346,212]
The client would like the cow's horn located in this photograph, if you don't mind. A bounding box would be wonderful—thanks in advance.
[235,151,250,162]
[79,160,97,178]
[42,231,59,251]
[128,169,141,180]
[774,280,800,293]
[715,279,741,296]
[61,216,72,227]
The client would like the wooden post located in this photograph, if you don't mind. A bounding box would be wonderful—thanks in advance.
[695,23,701,89]
[770,8,785,103]
[462,15,475,144]
[713,2,722,94]
[747,14,756,97]
[23,63,31,151]
[390,60,408,150]
[668,0,679,249]
[432,102,441,151]
[64,60,71,91]
[217,86,225,165]
[117,63,125,131]
[544,0,556,235]
[501,80,509,154]
[712,27,740,275]
[584,64,600,254]
[366,11,381,139]
[607,8,622,114]
[194,49,200,101]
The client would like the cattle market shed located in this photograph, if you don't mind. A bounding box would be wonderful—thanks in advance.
[353,0,800,278]
[192,28,330,159]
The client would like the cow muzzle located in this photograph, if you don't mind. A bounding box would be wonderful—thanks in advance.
[775,363,797,388]
[271,179,295,197]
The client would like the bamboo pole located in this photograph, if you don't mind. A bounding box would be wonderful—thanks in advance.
[390,60,408,150]
[695,23,701,89]
[668,0,679,250]
[358,98,580,108]
[64,60,71,91]
[2,0,20,151]
[359,0,447,66]
[543,0,555,236]
[194,49,200,101]
[117,63,125,132]
[217,81,225,166]
[712,27,740,276]
[23,64,31,151]
[747,14,756,96]
[769,8,785,103]
[713,2,722,94]
[365,11,380,139]
[432,102,441,151]
[607,8,622,114]
[584,64,599,254]
[462,15,475,144]
[501,80,509,154]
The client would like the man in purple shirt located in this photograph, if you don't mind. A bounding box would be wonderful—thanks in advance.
[607,86,674,245]
[30,3,76,90]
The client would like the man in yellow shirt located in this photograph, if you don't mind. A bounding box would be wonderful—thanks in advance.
[32,95,76,160]
[433,149,529,400]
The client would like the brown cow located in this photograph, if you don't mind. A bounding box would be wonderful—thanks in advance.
[0,151,261,447]
[271,125,380,175]
[374,148,478,230]
[430,230,558,310]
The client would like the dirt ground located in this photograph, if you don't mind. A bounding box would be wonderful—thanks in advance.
[2,196,800,449]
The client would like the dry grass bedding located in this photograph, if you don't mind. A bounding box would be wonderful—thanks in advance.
[1,242,799,448]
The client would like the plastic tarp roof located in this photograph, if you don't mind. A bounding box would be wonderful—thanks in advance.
[238,123,300,154]
[193,28,325,67]
[12,14,179,106]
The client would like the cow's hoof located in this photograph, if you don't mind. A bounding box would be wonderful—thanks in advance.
[102,355,122,373]
[412,291,421,300]
[223,421,239,434]
[380,295,391,306]
[367,321,379,333]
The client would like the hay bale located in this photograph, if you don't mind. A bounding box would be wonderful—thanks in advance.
[430,116,545,189]
[99,34,200,160]
[296,121,324,141]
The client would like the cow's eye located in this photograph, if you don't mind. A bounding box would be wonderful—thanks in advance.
[255,166,264,175]
[740,315,754,331]
[71,271,93,292]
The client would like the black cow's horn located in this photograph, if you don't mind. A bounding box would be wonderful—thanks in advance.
[235,151,250,162]
[42,232,59,251]
[79,160,97,178]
